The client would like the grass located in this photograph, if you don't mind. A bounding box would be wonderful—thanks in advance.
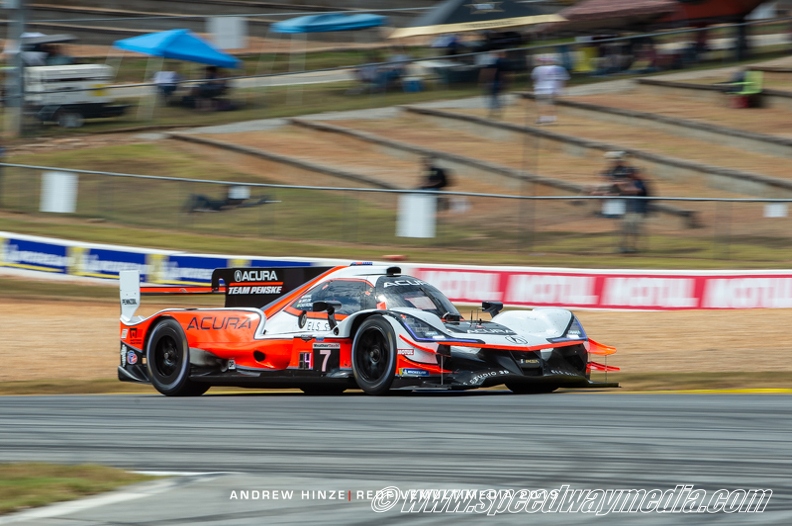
[0,463,156,515]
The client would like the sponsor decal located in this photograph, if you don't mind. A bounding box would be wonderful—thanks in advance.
[601,277,697,309]
[127,351,138,365]
[121,298,138,306]
[417,270,501,302]
[120,344,126,366]
[397,348,414,356]
[233,269,279,283]
[383,279,426,288]
[304,320,331,332]
[506,336,528,344]
[505,274,597,306]
[69,247,149,280]
[154,255,228,285]
[228,360,236,370]
[128,327,141,345]
[1,239,70,273]
[313,342,341,350]
[466,327,514,335]
[469,370,509,384]
[187,316,254,331]
[121,329,128,339]
[228,286,284,295]
[548,368,578,377]
[518,358,540,365]
[399,368,430,377]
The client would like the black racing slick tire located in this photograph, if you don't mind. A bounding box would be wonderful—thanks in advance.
[505,382,558,395]
[352,316,397,396]
[146,319,209,397]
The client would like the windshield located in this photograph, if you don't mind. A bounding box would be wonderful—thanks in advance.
[375,277,460,318]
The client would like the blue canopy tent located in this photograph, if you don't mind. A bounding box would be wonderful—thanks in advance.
[113,29,241,68]
[271,13,387,34]
[267,13,388,102]
[113,29,241,118]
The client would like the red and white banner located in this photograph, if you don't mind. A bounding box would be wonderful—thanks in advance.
[411,266,792,310]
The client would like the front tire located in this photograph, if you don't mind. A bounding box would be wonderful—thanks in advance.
[146,319,209,396]
[352,316,397,395]
[506,382,558,395]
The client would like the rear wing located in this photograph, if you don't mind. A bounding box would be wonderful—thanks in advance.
[119,266,335,320]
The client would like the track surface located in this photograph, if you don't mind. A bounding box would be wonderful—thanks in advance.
[1,393,791,525]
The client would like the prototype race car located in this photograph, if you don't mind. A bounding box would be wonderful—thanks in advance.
[118,265,618,396]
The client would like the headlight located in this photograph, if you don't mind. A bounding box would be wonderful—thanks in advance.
[565,317,587,340]
[400,314,449,340]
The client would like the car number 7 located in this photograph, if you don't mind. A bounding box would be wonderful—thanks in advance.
[319,349,331,372]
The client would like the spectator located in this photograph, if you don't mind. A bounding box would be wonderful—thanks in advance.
[600,151,636,181]
[187,66,229,110]
[418,156,451,211]
[531,55,569,125]
[479,50,510,118]
[589,151,637,219]
[614,170,651,253]
[419,156,449,191]
[153,70,181,104]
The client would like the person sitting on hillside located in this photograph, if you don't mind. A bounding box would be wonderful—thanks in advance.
[183,66,232,110]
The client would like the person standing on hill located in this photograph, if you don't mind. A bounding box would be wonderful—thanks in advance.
[479,51,510,118]
[531,55,569,125]
[615,169,651,253]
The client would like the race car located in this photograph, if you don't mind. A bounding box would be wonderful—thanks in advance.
[118,264,618,396]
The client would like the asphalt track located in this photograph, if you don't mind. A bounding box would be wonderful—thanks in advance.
[1,393,791,525]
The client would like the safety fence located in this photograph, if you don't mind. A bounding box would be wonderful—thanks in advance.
[2,162,792,264]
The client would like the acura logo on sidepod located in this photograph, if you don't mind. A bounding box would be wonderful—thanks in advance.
[234,270,242,282]
[506,336,528,344]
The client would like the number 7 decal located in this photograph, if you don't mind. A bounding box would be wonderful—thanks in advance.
[319,349,331,372]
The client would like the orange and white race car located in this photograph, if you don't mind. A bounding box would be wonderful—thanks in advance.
[118,264,618,396]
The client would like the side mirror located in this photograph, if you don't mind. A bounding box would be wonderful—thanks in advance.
[482,301,503,317]
[313,301,342,330]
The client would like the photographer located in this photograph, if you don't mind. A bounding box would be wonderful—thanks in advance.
[614,170,651,254]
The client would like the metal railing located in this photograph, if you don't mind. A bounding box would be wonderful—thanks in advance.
[2,162,792,261]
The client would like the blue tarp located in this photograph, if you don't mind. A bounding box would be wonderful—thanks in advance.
[272,13,387,34]
[113,29,241,68]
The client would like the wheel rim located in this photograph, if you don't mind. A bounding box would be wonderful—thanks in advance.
[355,327,388,382]
[154,336,181,380]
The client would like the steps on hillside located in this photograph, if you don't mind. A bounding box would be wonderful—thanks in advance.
[292,110,703,226]
[454,100,792,193]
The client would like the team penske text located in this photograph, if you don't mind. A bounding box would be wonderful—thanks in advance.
[370,485,771,515]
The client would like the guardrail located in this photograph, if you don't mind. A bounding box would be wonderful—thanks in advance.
[2,162,792,262]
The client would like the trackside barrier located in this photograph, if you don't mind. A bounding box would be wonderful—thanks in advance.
[2,231,792,310]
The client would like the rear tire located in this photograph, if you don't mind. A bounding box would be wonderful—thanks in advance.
[146,318,209,396]
[352,316,397,395]
[506,382,558,395]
